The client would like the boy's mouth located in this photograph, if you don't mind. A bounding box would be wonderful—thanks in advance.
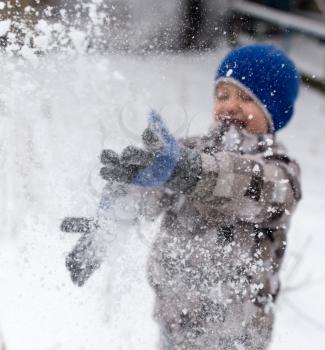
[219,116,247,129]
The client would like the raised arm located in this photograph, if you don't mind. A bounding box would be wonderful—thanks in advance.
[100,112,301,225]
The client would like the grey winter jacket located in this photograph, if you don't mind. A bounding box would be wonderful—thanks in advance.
[140,121,301,350]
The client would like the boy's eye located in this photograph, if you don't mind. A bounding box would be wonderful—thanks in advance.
[216,92,229,100]
[239,93,253,102]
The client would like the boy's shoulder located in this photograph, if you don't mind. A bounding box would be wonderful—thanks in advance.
[266,139,300,167]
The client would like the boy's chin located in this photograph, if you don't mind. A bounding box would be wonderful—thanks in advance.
[211,118,247,131]
[220,117,246,128]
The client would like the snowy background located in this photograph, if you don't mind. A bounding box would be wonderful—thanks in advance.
[0,1,324,349]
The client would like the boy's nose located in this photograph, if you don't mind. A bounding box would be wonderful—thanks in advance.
[223,97,242,116]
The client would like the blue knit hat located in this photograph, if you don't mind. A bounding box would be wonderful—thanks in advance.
[214,44,300,131]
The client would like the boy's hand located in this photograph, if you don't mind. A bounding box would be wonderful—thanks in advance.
[61,217,102,286]
[100,147,153,184]
[61,217,95,234]
[100,111,181,187]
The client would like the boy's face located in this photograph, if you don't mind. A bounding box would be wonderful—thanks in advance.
[214,82,269,134]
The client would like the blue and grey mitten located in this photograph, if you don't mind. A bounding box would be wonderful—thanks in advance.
[100,111,202,193]
[61,184,127,287]
[61,217,101,286]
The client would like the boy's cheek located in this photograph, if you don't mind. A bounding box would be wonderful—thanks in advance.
[213,109,222,122]
[246,119,268,134]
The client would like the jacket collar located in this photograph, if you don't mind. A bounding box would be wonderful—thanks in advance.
[207,121,275,154]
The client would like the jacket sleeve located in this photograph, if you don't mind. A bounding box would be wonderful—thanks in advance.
[190,149,301,225]
[127,186,178,221]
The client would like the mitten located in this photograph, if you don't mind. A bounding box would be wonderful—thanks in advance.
[61,217,103,286]
[100,111,202,193]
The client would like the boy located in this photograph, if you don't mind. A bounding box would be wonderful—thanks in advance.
[65,44,301,349]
